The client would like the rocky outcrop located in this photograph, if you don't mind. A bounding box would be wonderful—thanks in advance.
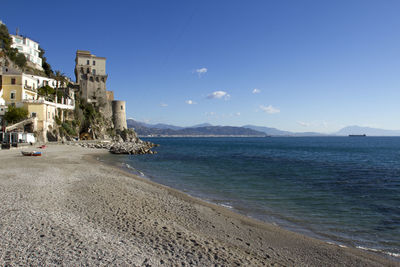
[72,140,157,155]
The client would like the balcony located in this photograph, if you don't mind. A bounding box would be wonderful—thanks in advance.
[24,85,36,92]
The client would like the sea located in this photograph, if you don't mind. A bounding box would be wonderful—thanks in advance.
[101,137,400,259]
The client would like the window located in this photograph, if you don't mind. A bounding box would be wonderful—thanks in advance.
[80,67,84,73]
[48,112,50,119]
[87,60,90,65]
[87,68,90,74]
[25,80,28,86]
[121,105,123,110]
[10,91,16,99]
[92,69,96,75]
[31,112,37,117]
[96,77,99,82]
[11,78,16,84]
[93,60,96,66]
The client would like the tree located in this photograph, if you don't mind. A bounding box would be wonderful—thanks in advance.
[0,24,12,50]
[14,53,27,69]
[54,70,67,103]
[4,106,29,124]
[39,46,53,77]
[38,85,55,98]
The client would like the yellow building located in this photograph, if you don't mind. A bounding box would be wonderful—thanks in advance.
[0,67,75,141]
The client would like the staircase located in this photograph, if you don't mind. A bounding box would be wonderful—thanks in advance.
[5,117,36,132]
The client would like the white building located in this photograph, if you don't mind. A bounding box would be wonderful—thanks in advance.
[11,35,42,69]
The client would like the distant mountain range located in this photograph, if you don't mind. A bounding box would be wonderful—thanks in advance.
[126,119,400,137]
[126,119,265,136]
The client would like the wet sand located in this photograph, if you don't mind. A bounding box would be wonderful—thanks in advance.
[0,144,397,266]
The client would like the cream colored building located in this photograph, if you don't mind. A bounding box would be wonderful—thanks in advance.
[0,67,74,141]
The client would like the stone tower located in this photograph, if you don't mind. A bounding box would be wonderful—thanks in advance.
[74,50,112,118]
[112,100,127,131]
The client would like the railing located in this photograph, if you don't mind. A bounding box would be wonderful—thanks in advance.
[24,85,37,92]
[22,99,75,110]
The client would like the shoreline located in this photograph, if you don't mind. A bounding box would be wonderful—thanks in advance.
[0,144,397,266]
[101,151,400,262]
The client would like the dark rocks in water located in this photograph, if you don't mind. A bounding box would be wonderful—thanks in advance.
[72,140,157,155]
[109,141,157,155]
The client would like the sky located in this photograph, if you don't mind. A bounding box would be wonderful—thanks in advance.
[2,0,400,133]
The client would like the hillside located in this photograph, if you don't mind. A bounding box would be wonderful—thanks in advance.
[126,119,265,136]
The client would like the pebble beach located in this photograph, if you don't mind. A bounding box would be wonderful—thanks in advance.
[0,144,397,266]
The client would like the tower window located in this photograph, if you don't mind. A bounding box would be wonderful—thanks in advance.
[11,78,16,84]
[87,60,90,65]
[121,105,123,110]
[93,61,96,66]
[10,92,16,99]
[87,68,90,73]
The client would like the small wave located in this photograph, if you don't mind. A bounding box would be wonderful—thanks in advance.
[326,241,347,248]
[357,246,400,258]
[122,163,145,177]
[385,252,400,258]
[357,246,380,253]
[220,203,233,209]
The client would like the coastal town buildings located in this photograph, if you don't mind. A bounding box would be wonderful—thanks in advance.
[1,18,129,144]
[0,66,75,141]
[10,35,42,70]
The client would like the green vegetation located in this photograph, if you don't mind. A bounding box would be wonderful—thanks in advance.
[55,116,62,125]
[60,121,77,136]
[38,85,55,97]
[39,47,53,77]
[0,24,27,69]
[4,106,29,124]
[0,24,12,50]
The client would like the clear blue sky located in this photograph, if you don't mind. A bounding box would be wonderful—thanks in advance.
[2,0,400,132]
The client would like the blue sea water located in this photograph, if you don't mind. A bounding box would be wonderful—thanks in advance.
[103,137,400,258]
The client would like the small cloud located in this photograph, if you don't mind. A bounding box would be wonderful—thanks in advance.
[207,90,230,100]
[252,88,261,94]
[194,67,207,77]
[160,103,168,107]
[297,121,310,127]
[235,112,241,116]
[205,111,216,116]
[185,100,196,105]
[259,105,280,114]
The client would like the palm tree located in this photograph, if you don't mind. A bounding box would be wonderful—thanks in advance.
[54,70,66,103]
